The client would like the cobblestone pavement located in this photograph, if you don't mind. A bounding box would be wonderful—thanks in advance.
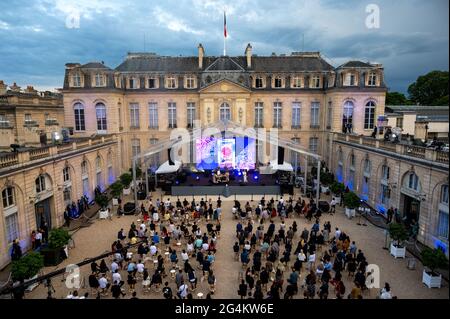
[13,190,449,299]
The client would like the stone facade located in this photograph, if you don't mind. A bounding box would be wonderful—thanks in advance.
[328,133,449,255]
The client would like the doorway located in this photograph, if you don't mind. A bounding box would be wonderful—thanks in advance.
[35,197,52,230]
[402,194,420,226]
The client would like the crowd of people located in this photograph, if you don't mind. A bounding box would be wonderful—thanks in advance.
[231,196,395,299]
[80,196,222,299]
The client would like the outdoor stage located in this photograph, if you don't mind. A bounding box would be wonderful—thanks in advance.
[170,173,283,197]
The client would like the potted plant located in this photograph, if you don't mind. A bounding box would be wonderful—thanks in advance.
[320,172,333,194]
[40,228,71,266]
[388,223,408,258]
[343,191,360,219]
[95,193,109,209]
[330,181,345,204]
[110,181,123,206]
[421,247,448,288]
[11,252,44,291]
[120,173,133,196]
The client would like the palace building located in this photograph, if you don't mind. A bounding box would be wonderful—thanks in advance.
[0,43,448,268]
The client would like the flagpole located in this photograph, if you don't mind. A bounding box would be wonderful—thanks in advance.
[224,34,226,56]
[223,11,227,56]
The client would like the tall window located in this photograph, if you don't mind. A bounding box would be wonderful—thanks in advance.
[292,76,302,88]
[24,114,33,124]
[148,103,158,129]
[292,102,301,128]
[438,184,449,239]
[311,102,320,127]
[81,161,88,175]
[2,187,15,208]
[368,72,377,86]
[337,149,344,183]
[129,103,140,128]
[94,74,104,87]
[81,160,89,199]
[290,138,301,170]
[35,175,46,193]
[255,77,264,88]
[72,73,81,87]
[364,101,376,129]
[149,138,160,170]
[95,103,107,132]
[96,156,102,189]
[166,76,176,89]
[5,213,19,244]
[107,152,114,184]
[220,102,231,121]
[348,154,355,191]
[309,137,318,154]
[74,102,85,131]
[273,102,282,128]
[326,101,333,129]
[361,159,371,200]
[63,166,70,183]
[187,102,196,128]
[343,101,354,132]
[254,102,264,128]
[185,76,195,89]
[168,102,177,128]
[380,165,391,206]
[396,117,404,129]
[131,139,141,164]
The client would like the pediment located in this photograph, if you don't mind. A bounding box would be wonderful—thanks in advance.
[199,79,251,94]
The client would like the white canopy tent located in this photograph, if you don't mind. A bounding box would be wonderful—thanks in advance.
[155,160,182,175]
[269,160,294,172]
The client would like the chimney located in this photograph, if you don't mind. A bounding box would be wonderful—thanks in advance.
[25,85,37,94]
[245,43,252,68]
[198,44,205,69]
[10,82,21,92]
[0,81,6,95]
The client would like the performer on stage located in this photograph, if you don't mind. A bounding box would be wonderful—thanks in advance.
[243,170,248,184]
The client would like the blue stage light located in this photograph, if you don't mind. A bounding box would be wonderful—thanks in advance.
[238,171,242,176]
[253,174,259,180]
[175,180,180,185]
[196,176,200,181]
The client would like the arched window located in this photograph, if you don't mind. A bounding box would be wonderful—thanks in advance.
[438,184,449,239]
[81,161,90,199]
[96,156,102,171]
[35,175,46,193]
[74,102,85,131]
[364,101,376,129]
[2,187,15,208]
[407,172,420,192]
[220,102,231,121]
[343,101,354,133]
[96,156,102,189]
[363,159,371,176]
[81,161,88,176]
[95,103,107,132]
[361,158,371,200]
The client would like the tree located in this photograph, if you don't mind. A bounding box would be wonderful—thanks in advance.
[343,192,360,209]
[421,247,449,276]
[385,92,413,105]
[388,223,408,247]
[408,71,449,106]
[11,252,44,281]
[120,173,133,188]
[48,228,71,249]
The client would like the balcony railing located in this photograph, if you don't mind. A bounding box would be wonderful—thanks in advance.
[333,133,448,165]
[0,135,117,170]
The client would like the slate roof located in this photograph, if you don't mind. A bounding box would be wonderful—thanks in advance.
[114,54,335,73]
[81,62,111,70]
[338,61,374,68]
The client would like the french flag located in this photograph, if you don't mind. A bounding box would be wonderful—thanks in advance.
[224,12,227,38]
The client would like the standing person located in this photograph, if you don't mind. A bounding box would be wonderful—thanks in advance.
[330,197,336,215]
[177,281,189,299]
[11,239,22,261]
[64,209,71,228]
[387,207,394,224]
[163,282,173,299]
[238,279,248,299]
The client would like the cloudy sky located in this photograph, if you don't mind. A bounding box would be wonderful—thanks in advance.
[0,0,448,93]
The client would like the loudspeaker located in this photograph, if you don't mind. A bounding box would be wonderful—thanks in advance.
[277,147,285,165]
[168,148,175,165]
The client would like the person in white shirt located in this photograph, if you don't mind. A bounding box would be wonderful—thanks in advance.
[202,242,209,252]
[330,198,336,214]
[335,228,341,240]
[298,252,306,262]
[112,271,122,285]
[150,244,157,256]
[98,275,108,294]
[187,242,194,254]
[111,260,119,273]
[153,212,159,222]
[181,250,189,262]
[308,253,316,270]
[178,281,188,299]
[136,261,145,274]
[380,283,393,299]
[165,199,171,208]
[140,222,146,232]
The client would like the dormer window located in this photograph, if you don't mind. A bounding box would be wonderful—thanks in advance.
[344,73,357,86]
[166,76,177,89]
[292,76,302,88]
[129,77,138,89]
[94,73,105,87]
[311,76,321,88]
[148,77,157,89]
[72,73,81,87]
[255,77,264,88]
[185,76,196,89]
[274,77,283,88]
[368,72,377,86]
